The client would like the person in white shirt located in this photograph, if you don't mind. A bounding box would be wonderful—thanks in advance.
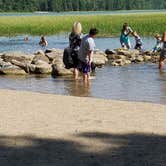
[78,28,98,82]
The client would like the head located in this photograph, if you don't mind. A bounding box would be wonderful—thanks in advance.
[155,33,161,40]
[72,22,82,35]
[123,23,128,30]
[89,28,99,38]
[41,35,46,41]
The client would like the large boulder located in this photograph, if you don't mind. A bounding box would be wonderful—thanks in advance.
[116,49,140,57]
[33,60,52,74]
[0,51,34,64]
[45,49,63,61]
[32,50,50,64]
[52,64,73,76]
[51,55,73,76]
[93,50,108,66]
[0,61,26,75]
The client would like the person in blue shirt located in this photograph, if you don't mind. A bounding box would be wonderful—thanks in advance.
[152,33,162,53]
[120,23,133,49]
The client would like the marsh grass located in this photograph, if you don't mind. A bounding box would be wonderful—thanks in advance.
[0,13,165,36]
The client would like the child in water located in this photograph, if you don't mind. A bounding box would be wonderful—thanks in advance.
[132,31,143,51]
[39,36,48,47]
[152,33,162,53]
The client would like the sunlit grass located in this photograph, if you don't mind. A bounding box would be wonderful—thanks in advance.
[0,13,165,36]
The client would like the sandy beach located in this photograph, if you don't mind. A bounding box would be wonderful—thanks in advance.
[0,89,166,166]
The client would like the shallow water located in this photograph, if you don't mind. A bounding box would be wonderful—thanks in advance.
[0,36,166,104]
[0,35,156,53]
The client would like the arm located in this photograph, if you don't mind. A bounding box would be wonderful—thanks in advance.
[88,50,93,64]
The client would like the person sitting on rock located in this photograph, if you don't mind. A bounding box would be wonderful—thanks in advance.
[159,31,166,70]
[39,35,48,47]
[132,31,143,51]
[152,33,162,53]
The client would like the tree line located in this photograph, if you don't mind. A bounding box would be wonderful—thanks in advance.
[0,0,166,12]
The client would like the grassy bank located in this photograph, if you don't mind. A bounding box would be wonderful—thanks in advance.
[0,13,165,36]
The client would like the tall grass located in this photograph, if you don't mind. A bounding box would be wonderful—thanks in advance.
[0,13,165,36]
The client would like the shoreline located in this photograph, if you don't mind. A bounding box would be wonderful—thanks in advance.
[0,87,166,106]
[0,89,166,165]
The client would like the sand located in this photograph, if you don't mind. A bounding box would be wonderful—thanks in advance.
[0,89,166,166]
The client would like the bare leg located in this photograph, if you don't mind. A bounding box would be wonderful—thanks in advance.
[159,59,164,70]
[74,68,79,80]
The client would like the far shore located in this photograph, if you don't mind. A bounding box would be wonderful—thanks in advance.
[0,89,166,165]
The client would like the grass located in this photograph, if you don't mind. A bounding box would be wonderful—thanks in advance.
[0,13,165,36]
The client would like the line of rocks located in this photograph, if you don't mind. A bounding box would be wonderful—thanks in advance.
[0,48,163,76]
[105,49,162,66]
[0,49,108,76]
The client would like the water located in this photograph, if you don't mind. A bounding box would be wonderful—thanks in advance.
[0,10,166,17]
[0,35,166,104]
[0,35,156,53]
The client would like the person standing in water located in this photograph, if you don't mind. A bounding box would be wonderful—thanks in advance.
[120,23,133,49]
[78,28,98,83]
[39,35,48,47]
[152,33,162,53]
[69,22,82,79]
[159,31,166,70]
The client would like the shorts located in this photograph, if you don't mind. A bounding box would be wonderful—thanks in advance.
[78,60,91,74]
[134,43,142,50]
[160,49,166,59]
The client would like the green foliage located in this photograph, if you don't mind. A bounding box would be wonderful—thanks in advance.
[0,13,165,36]
[0,0,166,12]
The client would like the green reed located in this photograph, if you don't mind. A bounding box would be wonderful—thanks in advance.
[0,13,165,36]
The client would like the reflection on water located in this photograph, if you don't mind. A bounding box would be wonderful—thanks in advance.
[0,64,166,104]
[64,80,91,97]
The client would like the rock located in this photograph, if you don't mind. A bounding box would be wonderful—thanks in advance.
[135,56,144,63]
[32,50,49,64]
[93,50,108,66]
[116,55,126,60]
[0,61,27,75]
[116,49,140,57]
[45,49,63,61]
[34,60,52,74]
[110,61,119,66]
[52,64,73,76]
[51,54,73,76]
[151,55,160,63]
[106,54,116,60]
[105,49,116,55]
[115,59,125,66]
[27,64,36,73]
[11,59,29,73]
[1,51,34,64]
[125,60,132,65]
[143,55,152,62]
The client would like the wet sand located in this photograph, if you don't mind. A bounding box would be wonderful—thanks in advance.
[0,89,166,166]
